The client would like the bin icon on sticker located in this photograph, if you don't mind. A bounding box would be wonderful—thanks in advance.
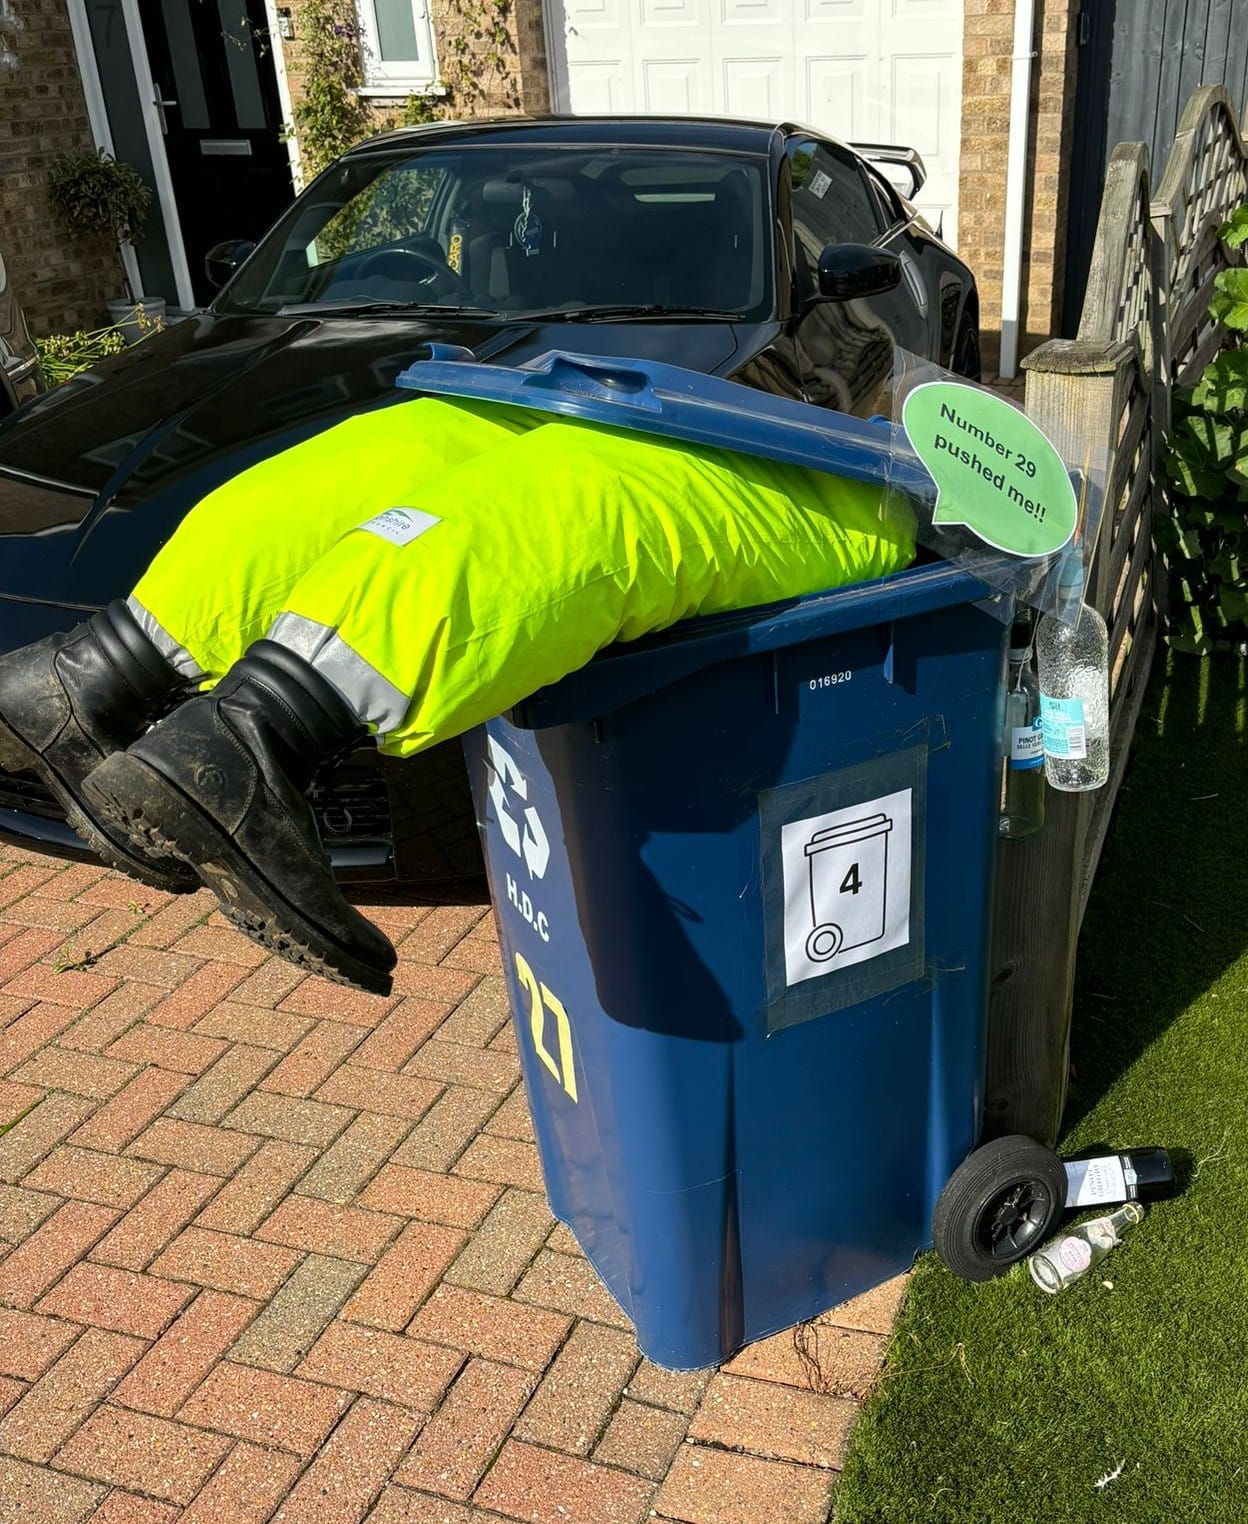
[803,813,894,963]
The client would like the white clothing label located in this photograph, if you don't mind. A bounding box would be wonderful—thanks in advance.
[807,168,832,200]
[360,507,441,547]
[780,788,912,988]
[1064,1155,1128,1208]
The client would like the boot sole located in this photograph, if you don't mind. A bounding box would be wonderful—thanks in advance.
[0,714,197,896]
[84,753,394,996]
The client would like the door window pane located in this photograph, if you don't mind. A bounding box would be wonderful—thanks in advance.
[158,0,210,128]
[217,0,267,129]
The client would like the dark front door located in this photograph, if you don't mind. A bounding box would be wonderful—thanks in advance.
[137,0,295,305]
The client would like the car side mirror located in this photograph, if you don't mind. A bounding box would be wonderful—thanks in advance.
[816,244,902,302]
[205,239,256,290]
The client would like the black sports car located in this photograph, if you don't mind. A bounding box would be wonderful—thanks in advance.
[0,115,979,886]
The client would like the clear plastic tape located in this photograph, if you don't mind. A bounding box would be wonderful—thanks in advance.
[886,350,1111,626]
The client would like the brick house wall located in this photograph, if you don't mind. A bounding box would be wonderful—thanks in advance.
[0,0,123,334]
[278,0,548,171]
[959,0,1080,370]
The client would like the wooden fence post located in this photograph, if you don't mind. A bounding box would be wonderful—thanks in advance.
[983,84,1248,1144]
[985,343,1135,1145]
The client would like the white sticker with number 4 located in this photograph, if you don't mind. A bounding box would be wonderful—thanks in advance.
[779,788,912,988]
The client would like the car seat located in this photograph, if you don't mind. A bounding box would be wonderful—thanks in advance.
[464,177,584,310]
[575,167,758,311]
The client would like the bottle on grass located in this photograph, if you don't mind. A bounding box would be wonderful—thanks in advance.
[1028,1202,1145,1293]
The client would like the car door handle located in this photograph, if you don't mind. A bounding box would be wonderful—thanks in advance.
[153,94,178,134]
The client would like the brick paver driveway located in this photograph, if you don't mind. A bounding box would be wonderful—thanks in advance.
[0,842,905,1524]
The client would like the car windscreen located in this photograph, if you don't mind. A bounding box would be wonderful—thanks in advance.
[216,144,774,322]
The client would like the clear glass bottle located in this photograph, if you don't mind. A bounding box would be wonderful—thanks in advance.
[1028,1202,1145,1293]
[1000,615,1045,839]
[1036,601,1110,791]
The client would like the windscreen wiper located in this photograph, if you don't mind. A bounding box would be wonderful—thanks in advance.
[274,301,503,318]
[513,304,744,323]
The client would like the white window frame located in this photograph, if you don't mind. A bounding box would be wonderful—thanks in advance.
[355,0,437,90]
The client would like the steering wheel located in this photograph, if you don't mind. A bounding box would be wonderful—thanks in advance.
[352,246,474,301]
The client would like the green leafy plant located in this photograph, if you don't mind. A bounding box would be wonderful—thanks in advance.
[291,0,373,180]
[1159,210,1248,654]
[402,90,446,127]
[47,149,152,301]
[288,0,518,180]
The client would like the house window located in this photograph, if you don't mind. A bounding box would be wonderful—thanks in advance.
[355,0,436,90]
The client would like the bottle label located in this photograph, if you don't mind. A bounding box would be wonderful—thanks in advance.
[1009,718,1045,770]
[1057,1236,1093,1274]
[1064,1154,1128,1208]
[1040,695,1088,760]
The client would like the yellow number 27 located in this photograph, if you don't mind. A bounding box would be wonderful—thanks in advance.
[514,951,578,1103]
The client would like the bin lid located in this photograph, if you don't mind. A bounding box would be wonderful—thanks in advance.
[804,815,894,854]
[396,347,935,500]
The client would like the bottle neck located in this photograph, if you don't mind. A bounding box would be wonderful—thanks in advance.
[1105,1202,1145,1237]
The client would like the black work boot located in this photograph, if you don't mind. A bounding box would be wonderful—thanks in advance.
[83,640,397,994]
[0,602,198,893]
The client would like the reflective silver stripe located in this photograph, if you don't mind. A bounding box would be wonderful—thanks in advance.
[125,596,206,681]
[267,612,409,735]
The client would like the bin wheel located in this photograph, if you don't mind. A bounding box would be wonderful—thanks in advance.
[932,1134,1066,1281]
[806,923,844,962]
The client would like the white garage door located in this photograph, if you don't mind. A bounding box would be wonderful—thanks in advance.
[543,0,964,246]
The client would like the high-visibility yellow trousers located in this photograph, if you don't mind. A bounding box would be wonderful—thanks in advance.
[131,397,914,759]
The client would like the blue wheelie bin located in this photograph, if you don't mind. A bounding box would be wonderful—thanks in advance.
[400,351,1010,1370]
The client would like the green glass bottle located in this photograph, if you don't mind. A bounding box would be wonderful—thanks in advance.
[1000,614,1046,839]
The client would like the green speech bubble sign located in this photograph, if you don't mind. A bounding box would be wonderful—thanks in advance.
[902,381,1077,558]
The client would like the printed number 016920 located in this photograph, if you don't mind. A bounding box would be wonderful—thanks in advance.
[810,672,852,690]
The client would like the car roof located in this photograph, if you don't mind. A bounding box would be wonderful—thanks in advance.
[346,114,797,160]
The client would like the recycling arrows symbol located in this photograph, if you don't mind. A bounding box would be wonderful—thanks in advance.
[486,735,551,880]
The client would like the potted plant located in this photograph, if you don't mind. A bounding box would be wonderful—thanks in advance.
[47,148,166,343]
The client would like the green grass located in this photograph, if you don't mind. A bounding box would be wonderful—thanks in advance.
[834,654,1248,1524]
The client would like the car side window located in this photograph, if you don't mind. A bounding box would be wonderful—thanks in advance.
[863,167,904,231]
[309,167,446,267]
[788,141,882,297]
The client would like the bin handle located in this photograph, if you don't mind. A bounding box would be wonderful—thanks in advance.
[515,354,664,412]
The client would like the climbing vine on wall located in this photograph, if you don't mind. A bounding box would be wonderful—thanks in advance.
[292,0,372,180]
[293,0,520,179]
[438,0,520,113]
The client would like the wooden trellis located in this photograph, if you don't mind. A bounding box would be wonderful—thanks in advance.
[985,86,1248,1145]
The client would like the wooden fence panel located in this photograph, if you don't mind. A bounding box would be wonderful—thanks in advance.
[984,86,1248,1144]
